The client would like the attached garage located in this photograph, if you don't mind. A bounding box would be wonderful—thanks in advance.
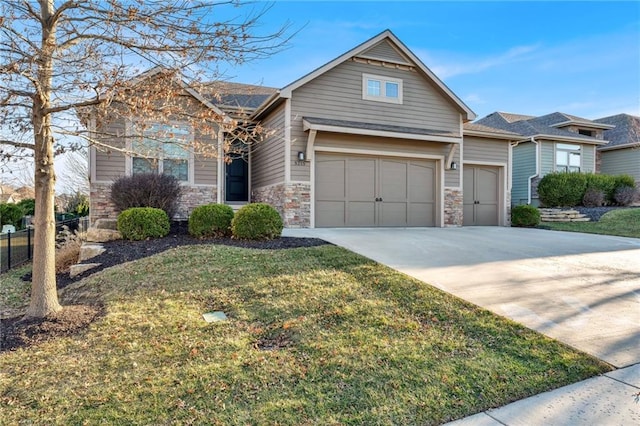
[315,153,437,227]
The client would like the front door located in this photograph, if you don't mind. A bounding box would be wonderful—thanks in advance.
[226,158,249,202]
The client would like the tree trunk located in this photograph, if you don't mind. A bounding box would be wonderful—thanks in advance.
[25,0,62,318]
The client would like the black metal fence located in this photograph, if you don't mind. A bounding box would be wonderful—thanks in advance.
[0,216,90,273]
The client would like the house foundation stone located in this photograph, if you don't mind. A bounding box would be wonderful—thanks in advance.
[252,182,311,228]
[444,187,463,226]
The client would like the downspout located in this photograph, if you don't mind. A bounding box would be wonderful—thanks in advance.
[526,137,539,205]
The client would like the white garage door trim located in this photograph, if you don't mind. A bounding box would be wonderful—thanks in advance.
[463,161,507,226]
[312,146,445,228]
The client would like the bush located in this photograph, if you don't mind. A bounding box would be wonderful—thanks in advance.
[585,174,616,203]
[17,198,35,216]
[511,205,541,228]
[537,172,587,207]
[231,203,283,240]
[110,173,182,218]
[117,207,170,241]
[582,187,606,207]
[65,192,90,216]
[188,204,234,238]
[0,203,25,229]
[614,186,638,206]
[614,174,636,190]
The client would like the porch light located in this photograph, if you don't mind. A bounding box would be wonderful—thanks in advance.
[450,161,457,171]
[298,151,306,161]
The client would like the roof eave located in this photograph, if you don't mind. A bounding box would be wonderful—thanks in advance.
[536,134,609,145]
[463,129,521,140]
[551,120,615,130]
[598,142,639,151]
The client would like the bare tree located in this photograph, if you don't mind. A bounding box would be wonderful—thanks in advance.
[0,1,290,318]
[58,149,89,196]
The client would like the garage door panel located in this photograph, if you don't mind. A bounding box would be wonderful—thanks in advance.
[316,201,346,227]
[409,162,435,203]
[380,160,408,201]
[316,159,345,200]
[477,168,499,203]
[347,201,376,226]
[464,165,500,226]
[348,158,376,201]
[409,202,434,226]
[380,202,408,226]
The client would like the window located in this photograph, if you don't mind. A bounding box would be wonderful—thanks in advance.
[131,122,192,182]
[556,143,581,172]
[362,73,403,104]
[578,129,594,137]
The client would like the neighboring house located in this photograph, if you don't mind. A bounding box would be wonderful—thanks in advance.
[475,112,612,206]
[594,114,640,184]
[89,30,522,227]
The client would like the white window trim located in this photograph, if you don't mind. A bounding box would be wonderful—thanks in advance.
[126,119,195,185]
[362,73,403,104]
[554,142,582,173]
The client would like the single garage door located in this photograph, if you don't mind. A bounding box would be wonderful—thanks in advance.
[463,165,500,226]
[315,153,436,227]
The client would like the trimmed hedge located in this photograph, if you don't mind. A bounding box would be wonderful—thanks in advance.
[538,172,637,207]
[117,207,170,241]
[110,173,182,218]
[511,205,540,228]
[231,203,283,240]
[188,204,234,238]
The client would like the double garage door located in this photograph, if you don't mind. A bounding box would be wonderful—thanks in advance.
[315,153,437,227]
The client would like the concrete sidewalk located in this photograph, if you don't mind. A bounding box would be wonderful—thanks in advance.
[284,227,640,424]
[445,363,640,426]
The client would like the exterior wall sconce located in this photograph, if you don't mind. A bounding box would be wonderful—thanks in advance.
[298,151,306,161]
[449,161,457,171]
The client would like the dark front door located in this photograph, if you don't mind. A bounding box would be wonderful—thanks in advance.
[226,159,249,202]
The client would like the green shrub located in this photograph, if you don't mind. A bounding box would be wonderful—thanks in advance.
[537,172,587,207]
[0,203,25,229]
[231,203,283,240]
[117,207,170,241]
[110,173,182,218]
[585,173,616,203]
[188,204,234,238]
[614,174,636,190]
[17,198,35,216]
[65,192,90,216]
[511,205,541,228]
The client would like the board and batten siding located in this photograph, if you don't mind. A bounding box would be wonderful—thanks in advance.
[600,148,640,182]
[511,142,537,206]
[95,118,126,182]
[252,102,286,188]
[314,133,459,187]
[290,55,461,182]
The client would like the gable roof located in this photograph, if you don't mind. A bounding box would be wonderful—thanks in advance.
[254,29,475,121]
[595,113,640,150]
[201,81,277,118]
[463,122,522,140]
[476,111,608,145]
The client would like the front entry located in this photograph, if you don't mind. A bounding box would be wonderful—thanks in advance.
[463,165,500,226]
[225,158,249,202]
[315,153,436,227]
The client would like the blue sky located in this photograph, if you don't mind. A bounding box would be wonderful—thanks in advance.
[220,1,640,120]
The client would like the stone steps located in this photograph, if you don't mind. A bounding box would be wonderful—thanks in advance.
[539,208,590,222]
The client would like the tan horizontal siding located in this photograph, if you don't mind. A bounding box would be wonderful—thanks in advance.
[463,137,509,164]
[252,103,285,187]
[95,119,126,181]
[361,40,407,63]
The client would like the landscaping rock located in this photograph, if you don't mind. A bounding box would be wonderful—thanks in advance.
[78,243,106,262]
[86,228,121,242]
[94,218,118,230]
[69,263,101,278]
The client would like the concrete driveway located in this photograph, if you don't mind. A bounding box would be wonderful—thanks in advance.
[284,227,640,368]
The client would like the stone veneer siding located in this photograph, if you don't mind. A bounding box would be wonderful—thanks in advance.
[252,182,311,228]
[444,187,463,226]
[89,182,216,224]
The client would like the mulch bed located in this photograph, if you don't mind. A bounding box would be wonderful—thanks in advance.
[1,224,329,353]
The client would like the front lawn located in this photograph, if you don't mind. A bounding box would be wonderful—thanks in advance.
[0,244,610,424]
[541,208,640,238]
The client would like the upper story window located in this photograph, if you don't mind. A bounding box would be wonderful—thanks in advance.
[578,129,594,137]
[362,73,403,104]
[131,122,192,182]
[556,143,581,173]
